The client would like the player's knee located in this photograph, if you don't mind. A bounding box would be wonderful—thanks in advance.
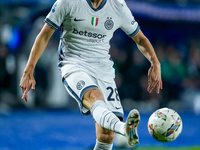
[98,131,115,144]
[83,88,103,109]
[84,88,103,102]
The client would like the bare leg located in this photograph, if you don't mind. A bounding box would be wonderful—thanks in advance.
[95,122,115,144]
[93,123,114,150]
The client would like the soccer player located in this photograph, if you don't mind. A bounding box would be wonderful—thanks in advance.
[20,0,162,149]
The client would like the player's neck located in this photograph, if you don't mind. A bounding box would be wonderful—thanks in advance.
[91,0,103,9]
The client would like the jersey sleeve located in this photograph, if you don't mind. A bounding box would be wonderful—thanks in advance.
[44,0,70,30]
[120,1,140,37]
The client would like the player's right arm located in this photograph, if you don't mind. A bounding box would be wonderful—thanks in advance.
[20,23,55,102]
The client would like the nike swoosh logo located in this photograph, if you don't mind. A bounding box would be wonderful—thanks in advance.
[115,107,122,110]
[74,18,85,22]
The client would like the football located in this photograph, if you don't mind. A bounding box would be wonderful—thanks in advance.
[147,108,183,142]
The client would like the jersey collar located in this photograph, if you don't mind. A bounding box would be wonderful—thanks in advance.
[86,0,107,11]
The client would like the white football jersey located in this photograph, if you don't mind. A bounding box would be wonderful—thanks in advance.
[45,0,140,82]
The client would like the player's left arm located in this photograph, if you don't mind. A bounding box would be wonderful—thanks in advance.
[132,29,162,94]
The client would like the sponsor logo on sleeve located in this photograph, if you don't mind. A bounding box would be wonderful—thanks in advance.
[131,20,136,25]
[76,80,85,90]
[52,2,58,13]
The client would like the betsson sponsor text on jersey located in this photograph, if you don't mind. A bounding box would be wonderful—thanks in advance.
[72,28,106,43]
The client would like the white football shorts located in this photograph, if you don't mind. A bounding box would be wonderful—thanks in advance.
[63,71,124,121]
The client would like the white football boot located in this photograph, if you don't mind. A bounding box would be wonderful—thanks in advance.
[125,109,140,146]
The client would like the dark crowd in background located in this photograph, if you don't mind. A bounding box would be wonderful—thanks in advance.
[0,0,200,115]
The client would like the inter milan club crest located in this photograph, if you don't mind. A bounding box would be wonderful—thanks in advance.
[91,17,99,27]
[104,17,114,30]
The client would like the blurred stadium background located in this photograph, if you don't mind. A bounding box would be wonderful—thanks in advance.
[0,0,200,149]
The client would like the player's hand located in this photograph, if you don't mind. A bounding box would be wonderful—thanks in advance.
[19,73,36,102]
[147,64,162,94]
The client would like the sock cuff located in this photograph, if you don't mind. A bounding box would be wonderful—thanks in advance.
[94,139,113,150]
[96,139,113,145]
[90,100,107,114]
